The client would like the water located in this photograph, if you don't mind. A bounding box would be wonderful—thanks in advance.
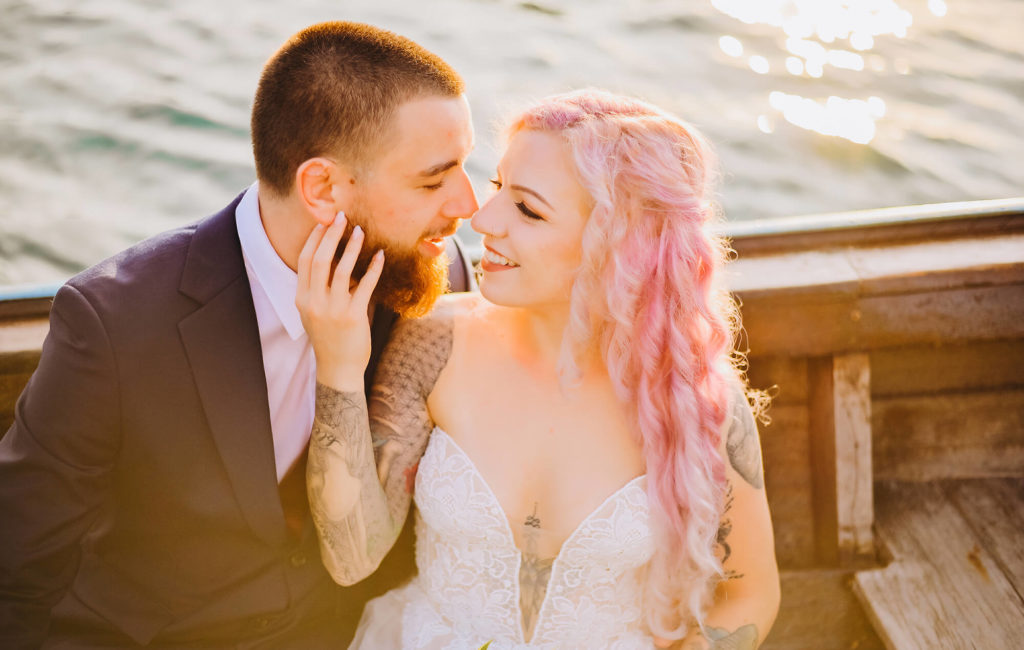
[1,0,1022,285]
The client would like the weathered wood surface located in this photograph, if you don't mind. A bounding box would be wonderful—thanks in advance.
[808,353,874,565]
[947,479,1024,601]
[870,340,1024,398]
[730,225,1024,358]
[758,403,816,568]
[743,355,818,568]
[739,283,1024,358]
[0,317,46,433]
[854,481,1024,650]
[873,389,1024,482]
[0,316,48,359]
[763,568,884,650]
[729,232,1024,298]
[725,199,1023,256]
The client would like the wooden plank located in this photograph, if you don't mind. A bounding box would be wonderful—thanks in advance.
[745,355,808,405]
[808,353,874,565]
[846,232,1024,295]
[873,389,1024,482]
[854,481,1024,650]
[728,207,1024,257]
[762,568,883,650]
[832,354,874,563]
[0,317,49,358]
[808,357,839,565]
[947,478,1024,601]
[0,372,32,415]
[0,372,34,436]
[759,404,816,568]
[739,284,1024,357]
[731,232,1024,297]
[870,340,1024,398]
[727,248,862,297]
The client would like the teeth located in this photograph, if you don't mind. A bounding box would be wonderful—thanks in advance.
[484,250,519,267]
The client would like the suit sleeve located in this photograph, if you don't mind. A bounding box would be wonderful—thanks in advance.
[0,283,122,647]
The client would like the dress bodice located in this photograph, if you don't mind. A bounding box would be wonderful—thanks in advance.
[399,427,656,649]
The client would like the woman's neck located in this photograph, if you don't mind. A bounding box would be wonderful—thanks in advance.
[511,301,603,384]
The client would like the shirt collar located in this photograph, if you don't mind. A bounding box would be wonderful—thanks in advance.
[235,182,306,340]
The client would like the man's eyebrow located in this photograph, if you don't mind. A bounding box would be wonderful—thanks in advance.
[418,160,458,178]
[510,184,553,209]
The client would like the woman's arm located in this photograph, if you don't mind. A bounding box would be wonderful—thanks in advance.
[306,312,453,585]
[296,214,452,585]
[660,384,782,649]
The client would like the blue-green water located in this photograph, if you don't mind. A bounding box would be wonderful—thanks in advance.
[1,0,1022,285]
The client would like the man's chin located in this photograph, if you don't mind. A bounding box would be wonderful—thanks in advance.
[373,251,449,319]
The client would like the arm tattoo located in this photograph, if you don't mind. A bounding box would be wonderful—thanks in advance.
[308,386,385,584]
[714,484,743,581]
[370,309,453,522]
[519,503,554,641]
[705,624,759,649]
[725,384,764,489]
[307,305,454,585]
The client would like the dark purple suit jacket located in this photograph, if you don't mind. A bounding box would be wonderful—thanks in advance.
[0,192,474,648]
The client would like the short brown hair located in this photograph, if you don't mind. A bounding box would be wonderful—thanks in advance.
[251,21,464,196]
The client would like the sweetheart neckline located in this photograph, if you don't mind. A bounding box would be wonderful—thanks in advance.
[429,427,647,557]
[427,427,648,643]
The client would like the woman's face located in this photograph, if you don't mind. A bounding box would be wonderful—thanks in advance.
[471,129,592,309]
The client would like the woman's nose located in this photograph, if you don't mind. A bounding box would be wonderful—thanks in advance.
[470,195,504,237]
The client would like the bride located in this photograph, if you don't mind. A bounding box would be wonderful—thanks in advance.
[297,90,780,649]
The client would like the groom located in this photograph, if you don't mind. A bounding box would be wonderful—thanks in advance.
[0,22,477,648]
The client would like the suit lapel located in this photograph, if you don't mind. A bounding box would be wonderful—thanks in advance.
[177,195,286,549]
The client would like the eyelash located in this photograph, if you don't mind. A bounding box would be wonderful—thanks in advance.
[422,180,444,191]
[490,178,543,221]
[515,201,543,220]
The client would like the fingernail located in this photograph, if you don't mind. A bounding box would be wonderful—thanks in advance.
[376,249,385,261]
[353,225,362,237]
[336,210,345,222]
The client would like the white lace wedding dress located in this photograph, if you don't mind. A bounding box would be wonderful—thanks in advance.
[350,427,656,649]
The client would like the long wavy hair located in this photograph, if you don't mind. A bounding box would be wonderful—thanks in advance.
[507,90,739,639]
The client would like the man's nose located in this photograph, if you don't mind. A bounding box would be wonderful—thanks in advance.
[443,169,479,220]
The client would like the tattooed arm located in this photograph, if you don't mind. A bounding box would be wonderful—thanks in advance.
[295,214,455,585]
[307,308,454,585]
[666,383,781,649]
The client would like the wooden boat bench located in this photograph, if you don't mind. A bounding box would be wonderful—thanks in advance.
[728,200,1024,648]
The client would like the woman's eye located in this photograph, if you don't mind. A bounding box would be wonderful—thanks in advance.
[422,180,444,191]
[515,201,544,221]
[489,178,502,189]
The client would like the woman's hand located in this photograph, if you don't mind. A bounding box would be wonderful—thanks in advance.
[295,212,385,392]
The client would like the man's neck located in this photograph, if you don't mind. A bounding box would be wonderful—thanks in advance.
[256,186,315,272]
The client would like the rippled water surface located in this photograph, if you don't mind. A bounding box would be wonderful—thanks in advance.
[1,0,1022,284]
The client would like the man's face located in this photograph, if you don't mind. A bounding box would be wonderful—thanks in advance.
[344,94,478,317]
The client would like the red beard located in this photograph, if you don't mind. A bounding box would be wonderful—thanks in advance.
[333,220,450,319]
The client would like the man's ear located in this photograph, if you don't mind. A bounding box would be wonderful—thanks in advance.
[295,157,356,225]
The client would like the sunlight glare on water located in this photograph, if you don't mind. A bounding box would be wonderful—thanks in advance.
[712,0,927,144]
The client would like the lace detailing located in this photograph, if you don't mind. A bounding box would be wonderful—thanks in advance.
[397,428,656,649]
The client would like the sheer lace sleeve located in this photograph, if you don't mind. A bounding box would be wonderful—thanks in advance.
[307,302,454,585]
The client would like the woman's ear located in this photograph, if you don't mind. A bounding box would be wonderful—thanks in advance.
[295,157,356,225]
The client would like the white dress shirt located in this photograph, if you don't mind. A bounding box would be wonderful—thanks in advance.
[235,182,315,482]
